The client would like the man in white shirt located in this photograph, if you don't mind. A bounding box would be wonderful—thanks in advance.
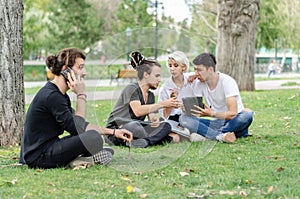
[179,53,254,143]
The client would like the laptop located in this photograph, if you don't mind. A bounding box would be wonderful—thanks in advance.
[182,96,204,116]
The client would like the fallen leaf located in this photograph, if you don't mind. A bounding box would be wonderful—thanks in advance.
[47,182,55,187]
[293,142,298,146]
[268,186,274,193]
[276,166,284,172]
[121,175,132,182]
[239,190,247,197]
[185,168,195,172]
[140,194,148,198]
[220,190,236,195]
[179,172,189,177]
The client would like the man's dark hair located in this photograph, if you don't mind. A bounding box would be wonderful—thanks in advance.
[193,53,216,71]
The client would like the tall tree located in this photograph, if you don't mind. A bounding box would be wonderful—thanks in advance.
[189,0,218,53]
[0,0,24,146]
[216,0,260,91]
[46,0,105,53]
[102,0,154,59]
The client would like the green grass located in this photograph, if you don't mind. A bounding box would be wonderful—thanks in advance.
[1,89,300,198]
[281,81,300,86]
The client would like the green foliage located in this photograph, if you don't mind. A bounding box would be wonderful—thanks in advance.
[45,0,104,53]
[256,0,282,49]
[23,0,50,59]
[102,0,156,58]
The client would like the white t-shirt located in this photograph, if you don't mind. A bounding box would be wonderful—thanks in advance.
[192,72,244,113]
[158,73,195,118]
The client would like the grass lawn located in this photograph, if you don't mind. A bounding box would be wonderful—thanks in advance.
[1,89,299,198]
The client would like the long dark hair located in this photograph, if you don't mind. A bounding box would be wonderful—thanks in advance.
[45,48,86,75]
[130,51,161,80]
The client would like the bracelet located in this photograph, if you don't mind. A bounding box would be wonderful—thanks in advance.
[77,93,87,98]
[77,96,87,102]
[112,128,116,136]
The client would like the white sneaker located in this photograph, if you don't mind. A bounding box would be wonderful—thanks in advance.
[171,126,190,138]
[216,132,236,143]
[190,133,208,142]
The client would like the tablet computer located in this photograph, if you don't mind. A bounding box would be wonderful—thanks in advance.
[182,96,204,116]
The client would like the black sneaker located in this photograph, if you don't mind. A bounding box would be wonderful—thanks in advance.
[93,147,114,165]
[131,138,149,148]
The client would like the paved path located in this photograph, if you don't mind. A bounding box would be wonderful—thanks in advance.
[25,73,300,103]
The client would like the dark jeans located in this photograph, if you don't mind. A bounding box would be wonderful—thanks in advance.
[28,130,103,169]
[107,121,172,146]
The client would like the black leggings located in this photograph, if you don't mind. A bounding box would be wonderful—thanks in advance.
[108,121,172,146]
[28,130,103,169]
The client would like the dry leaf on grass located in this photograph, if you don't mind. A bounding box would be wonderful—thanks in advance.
[219,190,236,195]
[268,186,274,193]
[121,175,132,182]
[276,166,284,172]
[179,172,189,176]
[239,190,247,197]
[140,193,147,198]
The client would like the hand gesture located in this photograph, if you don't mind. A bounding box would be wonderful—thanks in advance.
[114,129,133,143]
[191,103,212,117]
[67,70,86,95]
[163,97,180,108]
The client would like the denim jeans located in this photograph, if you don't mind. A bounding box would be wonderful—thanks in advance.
[179,111,254,140]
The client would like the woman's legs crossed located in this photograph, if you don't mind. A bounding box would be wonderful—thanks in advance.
[31,130,103,169]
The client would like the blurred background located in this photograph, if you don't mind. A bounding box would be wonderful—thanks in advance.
[23,0,300,81]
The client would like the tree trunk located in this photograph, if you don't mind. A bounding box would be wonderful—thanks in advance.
[0,0,24,146]
[216,0,260,91]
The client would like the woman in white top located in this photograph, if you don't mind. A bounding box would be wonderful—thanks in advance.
[158,51,195,138]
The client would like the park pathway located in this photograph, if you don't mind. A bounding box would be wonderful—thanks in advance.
[25,73,300,104]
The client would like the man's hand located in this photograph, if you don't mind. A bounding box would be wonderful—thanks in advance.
[114,129,133,143]
[191,103,212,117]
[149,114,160,127]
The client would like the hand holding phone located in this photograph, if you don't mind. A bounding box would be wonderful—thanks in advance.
[60,67,72,81]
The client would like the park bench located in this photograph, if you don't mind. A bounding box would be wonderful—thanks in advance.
[110,69,137,85]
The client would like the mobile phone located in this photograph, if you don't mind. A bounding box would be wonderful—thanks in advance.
[60,67,72,81]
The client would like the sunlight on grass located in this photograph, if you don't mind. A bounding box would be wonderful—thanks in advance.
[1,89,300,198]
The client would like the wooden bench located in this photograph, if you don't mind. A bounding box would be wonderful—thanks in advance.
[110,69,137,85]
